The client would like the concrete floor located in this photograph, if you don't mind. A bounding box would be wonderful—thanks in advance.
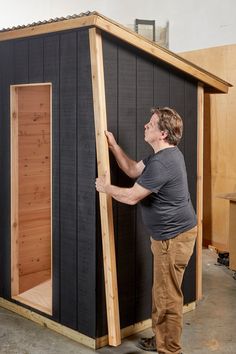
[0,249,236,354]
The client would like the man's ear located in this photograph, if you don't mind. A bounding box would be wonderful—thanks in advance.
[161,130,168,139]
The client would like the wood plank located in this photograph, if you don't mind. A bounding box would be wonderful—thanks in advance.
[11,86,19,297]
[96,35,118,337]
[89,27,121,346]
[13,279,52,315]
[196,83,204,300]
[0,297,96,349]
[19,269,51,293]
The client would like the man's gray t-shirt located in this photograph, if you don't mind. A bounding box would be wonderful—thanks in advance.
[136,146,197,240]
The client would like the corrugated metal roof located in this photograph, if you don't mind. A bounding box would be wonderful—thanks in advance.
[0,11,94,33]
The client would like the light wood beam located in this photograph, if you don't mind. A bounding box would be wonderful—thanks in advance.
[89,27,121,346]
[196,83,204,300]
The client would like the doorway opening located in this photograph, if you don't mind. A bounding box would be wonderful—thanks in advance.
[11,83,52,315]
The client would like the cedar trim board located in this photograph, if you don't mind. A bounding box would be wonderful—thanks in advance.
[10,86,19,297]
[89,27,121,346]
[0,297,196,349]
[0,13,231,94]
[196,84,204,300]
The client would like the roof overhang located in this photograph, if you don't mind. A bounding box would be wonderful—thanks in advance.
[0,12,232,94]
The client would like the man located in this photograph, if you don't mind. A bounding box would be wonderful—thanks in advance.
[95,107,197,354]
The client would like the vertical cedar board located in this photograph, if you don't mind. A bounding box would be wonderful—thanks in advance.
[89,28,121,346]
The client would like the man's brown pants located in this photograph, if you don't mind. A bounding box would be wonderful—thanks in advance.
[151,226,197,354]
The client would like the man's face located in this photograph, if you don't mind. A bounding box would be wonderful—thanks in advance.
[144,113,162,144]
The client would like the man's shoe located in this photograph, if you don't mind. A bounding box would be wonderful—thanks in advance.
[137,335,157,351]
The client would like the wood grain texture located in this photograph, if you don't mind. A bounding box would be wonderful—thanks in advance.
[181,45,235,252]
[196,84,204,300]
[10,84,52,314]
[89,28,121,346]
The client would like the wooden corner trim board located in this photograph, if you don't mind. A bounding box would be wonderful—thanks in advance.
[196,83,204,300]
[0,13,231,94]
[0,297,95,349]
[11,86,19,297]
[89,27,121,346]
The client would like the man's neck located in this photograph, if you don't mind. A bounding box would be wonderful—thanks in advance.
[153,142,175,153]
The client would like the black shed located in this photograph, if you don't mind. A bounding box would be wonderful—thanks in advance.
[0,11,231,348]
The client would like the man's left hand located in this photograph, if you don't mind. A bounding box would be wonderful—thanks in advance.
[95,172,109,193]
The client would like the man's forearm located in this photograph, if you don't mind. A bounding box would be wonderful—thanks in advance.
[105,184,137,205]
[110,144,137,178]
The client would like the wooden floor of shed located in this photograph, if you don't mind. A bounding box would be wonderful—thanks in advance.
[12,276,52,315]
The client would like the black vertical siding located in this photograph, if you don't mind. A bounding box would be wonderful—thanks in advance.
[59,31,78,329]
[0,42,14,299]
[102,34,198,335]
[44,34,60,322]
[0,28,96,337]
[135,57,154,323]
[170,72,185,154]
[14,40,29,83]
[117,46,137,328]
[153,64,170,107]
[77,30,96,337]
[29,38,44,82]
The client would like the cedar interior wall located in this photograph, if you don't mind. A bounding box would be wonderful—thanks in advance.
[96,33,197,337]
[0,29,96,338]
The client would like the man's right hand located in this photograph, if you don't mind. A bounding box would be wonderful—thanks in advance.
[105,131,118,149]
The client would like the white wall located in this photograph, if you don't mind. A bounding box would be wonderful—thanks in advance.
[1,0,236,52]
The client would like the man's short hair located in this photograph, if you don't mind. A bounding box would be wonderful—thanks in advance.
[151,107,183,146]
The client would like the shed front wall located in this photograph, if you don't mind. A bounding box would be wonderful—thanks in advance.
[96,33,198,337]
[0,28,96,338]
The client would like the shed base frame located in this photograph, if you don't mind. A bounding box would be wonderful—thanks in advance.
[0,297,196,349]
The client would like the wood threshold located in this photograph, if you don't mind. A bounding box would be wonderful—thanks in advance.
[12,278,52,315]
